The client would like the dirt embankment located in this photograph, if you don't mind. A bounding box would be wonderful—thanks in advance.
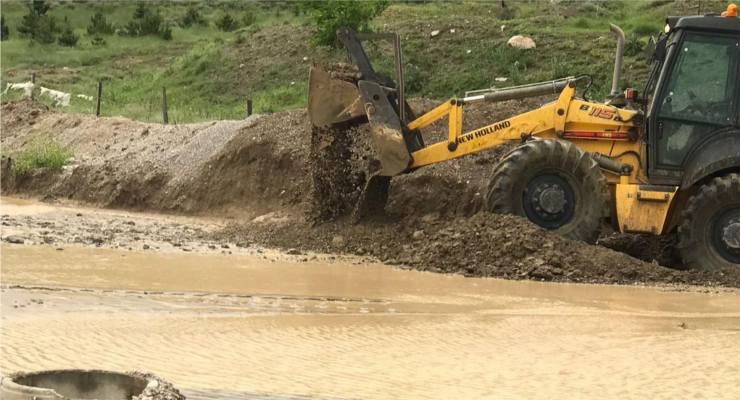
[1,100,309,217]
[3,100,739,287]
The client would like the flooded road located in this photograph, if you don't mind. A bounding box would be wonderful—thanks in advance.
[3,244,740,399]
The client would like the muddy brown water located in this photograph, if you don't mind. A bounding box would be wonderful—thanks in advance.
[2,243,740,399]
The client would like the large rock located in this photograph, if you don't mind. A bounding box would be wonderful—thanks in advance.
[507,35,536,49]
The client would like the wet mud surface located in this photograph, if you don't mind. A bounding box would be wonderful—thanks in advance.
[3,244,740,399]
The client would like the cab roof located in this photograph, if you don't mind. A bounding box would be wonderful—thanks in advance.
[666,15,740,34]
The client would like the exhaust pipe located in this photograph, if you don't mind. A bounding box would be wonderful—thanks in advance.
[609,23,625,96]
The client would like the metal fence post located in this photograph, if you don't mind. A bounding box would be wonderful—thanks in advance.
[246,98,253,117]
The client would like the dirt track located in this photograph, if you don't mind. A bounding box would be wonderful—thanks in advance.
[2,100,740,287]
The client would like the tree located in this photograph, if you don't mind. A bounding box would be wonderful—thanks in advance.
[215,14,238,32]
[17,0,58,43]
[180,6,205,27]
[87,11,114,35]
[304,0,389,47]
[123,3,170,39]
[1,16,9,41]
[159,22,172,40]
[58,24,79,46]
[30,0,51,17]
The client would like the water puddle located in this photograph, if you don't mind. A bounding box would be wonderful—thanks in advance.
[2,244,740,399]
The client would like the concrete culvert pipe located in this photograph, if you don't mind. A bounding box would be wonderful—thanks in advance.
[0,370,184,400]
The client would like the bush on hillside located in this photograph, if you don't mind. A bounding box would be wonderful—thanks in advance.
[242,9,257,27]
[624,34,644,57]
[304,0,389,47]
[215,14,238,31]
[87,11,114,35]
[160,22,172,40]
[58,23,79,46]
[91,35,106,46]
[632,22,660,36]
[180,6,205,27]
[122,3,171,40]
[17,0,58,44]
[1,15,9,41]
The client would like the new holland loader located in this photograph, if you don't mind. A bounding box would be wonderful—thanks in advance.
[307,7,740,270]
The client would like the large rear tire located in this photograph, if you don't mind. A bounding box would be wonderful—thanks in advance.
[486,139,608,243]
[677,173,740,270]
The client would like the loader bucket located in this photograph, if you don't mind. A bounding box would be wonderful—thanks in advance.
[308,65,365,128]
[358,80,411,177]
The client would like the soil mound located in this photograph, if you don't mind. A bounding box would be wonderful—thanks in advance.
[1,102,309,217]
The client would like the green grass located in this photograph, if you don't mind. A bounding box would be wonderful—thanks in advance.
[0,0,700,123]
[12,140,73,175]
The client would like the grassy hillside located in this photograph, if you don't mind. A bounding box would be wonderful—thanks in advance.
[0,0,724,123]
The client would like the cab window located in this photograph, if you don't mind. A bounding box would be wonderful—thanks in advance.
[656,33,738,167]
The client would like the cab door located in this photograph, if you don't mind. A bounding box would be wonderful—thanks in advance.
[649,31,739,184]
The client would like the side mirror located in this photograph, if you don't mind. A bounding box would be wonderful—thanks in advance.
[645,36,657,62]
[648,34,667,64]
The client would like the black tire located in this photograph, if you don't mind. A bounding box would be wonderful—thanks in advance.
[677,173,740,270]
[486,139,608,243]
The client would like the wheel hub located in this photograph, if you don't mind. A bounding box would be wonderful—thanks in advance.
[721,221,740,249]
[711,209,740,264]
[538,186,567,214]
[523,174,575,230]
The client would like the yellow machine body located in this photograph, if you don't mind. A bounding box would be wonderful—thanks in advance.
[399,82,678,235]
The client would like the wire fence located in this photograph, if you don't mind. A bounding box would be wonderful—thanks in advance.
[1,73,256,124]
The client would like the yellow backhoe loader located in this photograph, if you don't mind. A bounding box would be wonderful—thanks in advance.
[308,8,740,270]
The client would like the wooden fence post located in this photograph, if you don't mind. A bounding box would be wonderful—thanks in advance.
[95,81,102,117]
[161,87,169,124]
[246,98,253,118]
[31,72,36,100]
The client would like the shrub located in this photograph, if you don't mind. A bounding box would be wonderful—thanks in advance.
[17,0,58,44]
[496,5,517,20]
[58,24,79,46]
[91,35,106,46]
[572,17,591,29]
[30,0,51,16]
[215,14,238,32]
[159,22,172,40]
[1,15,9,41]
[123,3,170,39]
[87,11,114,35]
[242,9,257,27]
[180,6,205,27]
[12,141,72,175]
[29,15,57,44]
[624,34,644,57]
[632,22,660,36]
[304,0,388,47]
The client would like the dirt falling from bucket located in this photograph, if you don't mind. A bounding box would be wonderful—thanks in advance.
[307,123,371,222]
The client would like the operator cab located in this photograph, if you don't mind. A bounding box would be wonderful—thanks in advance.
[645,7,740,185]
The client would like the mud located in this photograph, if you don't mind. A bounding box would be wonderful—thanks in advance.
[0,197,358,267]
[3,100,739,287]
[3,244,740,399]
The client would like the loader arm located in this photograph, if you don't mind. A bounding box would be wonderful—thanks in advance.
[400,81,643,183]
